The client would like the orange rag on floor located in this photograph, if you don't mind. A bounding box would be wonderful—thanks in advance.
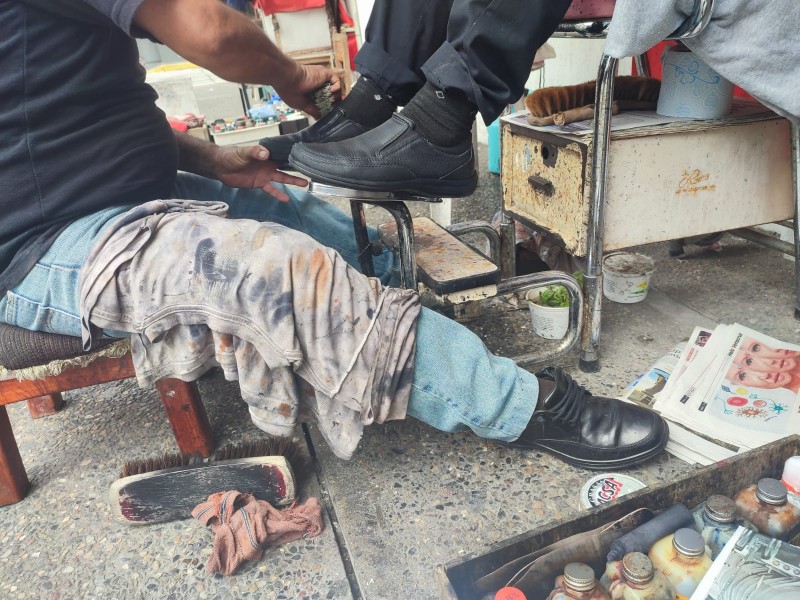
[192,490,324,575]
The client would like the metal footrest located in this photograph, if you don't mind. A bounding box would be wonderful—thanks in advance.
[309,182,443,203]
[378,217,500,295]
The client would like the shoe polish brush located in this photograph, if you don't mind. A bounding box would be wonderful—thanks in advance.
[110,437,308,525]
[525,76,661,126]
[309,82,335,117]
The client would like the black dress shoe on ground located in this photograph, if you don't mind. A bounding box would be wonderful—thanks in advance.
[259,107,370,169]
[288,113,478,198]
[510,367,669,470]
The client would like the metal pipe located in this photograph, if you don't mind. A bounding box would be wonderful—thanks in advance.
[668,0,714,39]
[496,272,583,367]
[553,20,610,39]
[349,200,375,277]
[498,212,517,280]
[447,220,502,265]
[580,55,617,372]
[793,122,800,319]
[731,228,795,256]
[633,54,650,78]
[380,202,418,290]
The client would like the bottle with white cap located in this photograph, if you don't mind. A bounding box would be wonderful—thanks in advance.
[691,494,757,558]
[734,477,800,540]
[547,562,610,599]
[599,552,675,600]
[648,528,712,597]
[781,456,800,510]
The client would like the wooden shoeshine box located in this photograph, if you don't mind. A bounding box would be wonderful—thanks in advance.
[500,109,794,256]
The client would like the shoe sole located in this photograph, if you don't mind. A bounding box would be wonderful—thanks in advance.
[513,421,670,471]
[288,156,478,198]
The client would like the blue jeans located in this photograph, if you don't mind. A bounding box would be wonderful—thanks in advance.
[0,173,536,441]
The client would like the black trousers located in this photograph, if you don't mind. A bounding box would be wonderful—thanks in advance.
[354,0,572,122]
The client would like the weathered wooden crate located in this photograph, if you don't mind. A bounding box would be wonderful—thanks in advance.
[436,435,800,600]
[500,112,793,257]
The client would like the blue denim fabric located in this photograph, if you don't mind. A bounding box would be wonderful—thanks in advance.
[410,308,536,441]
[0,205,133,337]
[0,173,536,440]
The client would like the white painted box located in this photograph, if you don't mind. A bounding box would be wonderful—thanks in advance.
[501,111,794,256]
[261,7,332,55]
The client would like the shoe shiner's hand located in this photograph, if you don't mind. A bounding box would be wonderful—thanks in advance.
[275,64,343,119]
[212,145,307,202]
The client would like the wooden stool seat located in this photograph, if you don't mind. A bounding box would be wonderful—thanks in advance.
[0,326,214,506]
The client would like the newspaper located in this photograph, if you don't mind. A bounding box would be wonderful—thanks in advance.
[657,326,714,404]
[621,323,800,465]
[619,339,737,465]
[690,526,800,599]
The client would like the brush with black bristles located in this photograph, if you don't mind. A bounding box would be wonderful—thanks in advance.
[309,82,335,117]
[111,437,307,526]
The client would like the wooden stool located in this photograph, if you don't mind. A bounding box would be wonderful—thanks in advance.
[0,325,213,506]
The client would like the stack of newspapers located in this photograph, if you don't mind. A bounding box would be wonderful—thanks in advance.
[620,324,800,465]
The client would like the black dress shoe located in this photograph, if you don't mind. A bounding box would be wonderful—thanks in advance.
[289,114,478,198]
[259,108,369,169]
[510,367,669,469]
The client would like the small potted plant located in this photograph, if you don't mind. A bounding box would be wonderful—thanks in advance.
[525,272,582,340]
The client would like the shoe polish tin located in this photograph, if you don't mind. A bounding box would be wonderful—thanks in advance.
[580,473,647,509]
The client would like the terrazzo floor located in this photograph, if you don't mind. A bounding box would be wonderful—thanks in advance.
[2,145,798,599]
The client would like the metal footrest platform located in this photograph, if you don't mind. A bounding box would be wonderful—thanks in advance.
[309,182,443,203]
[308,180,584,367]
[378,217,500,295]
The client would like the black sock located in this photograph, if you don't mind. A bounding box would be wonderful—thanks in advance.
[400,82,478,147]
[340,76,397,129]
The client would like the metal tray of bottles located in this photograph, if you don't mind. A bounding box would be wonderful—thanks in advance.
[436,435,800,600]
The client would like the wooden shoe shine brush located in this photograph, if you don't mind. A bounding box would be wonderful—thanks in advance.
[525,76,661,126]
[111,438,307,525]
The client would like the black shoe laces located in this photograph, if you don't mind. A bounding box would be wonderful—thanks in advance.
[546,372,589,427]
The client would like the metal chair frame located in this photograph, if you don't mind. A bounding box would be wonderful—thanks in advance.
[309,182,584,368]
[552,0,800,371]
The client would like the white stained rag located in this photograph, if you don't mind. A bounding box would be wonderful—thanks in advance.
[604,0,800,122]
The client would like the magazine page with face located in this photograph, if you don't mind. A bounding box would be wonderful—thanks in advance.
[691,325,800,448]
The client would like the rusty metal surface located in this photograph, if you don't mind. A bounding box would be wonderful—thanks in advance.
[379,217,499,287]
[502,124,588,255]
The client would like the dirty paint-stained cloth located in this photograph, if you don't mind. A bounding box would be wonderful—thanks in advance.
[78,200,420,459]
[192,490,324,576]
[604,0,800,121]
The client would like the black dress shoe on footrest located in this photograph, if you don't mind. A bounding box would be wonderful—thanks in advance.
[259,108,369,169]
[510,367,669,470]
[288,114,478,198]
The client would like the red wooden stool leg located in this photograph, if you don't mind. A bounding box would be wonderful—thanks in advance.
[155,379,213,457]
[26,393,64,419]
[0,406,30,505]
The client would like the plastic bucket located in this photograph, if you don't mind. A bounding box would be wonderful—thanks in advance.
[602,252,655,303]
[525,289,569,340]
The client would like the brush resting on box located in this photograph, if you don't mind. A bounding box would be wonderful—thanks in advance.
[525,76,660,126]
